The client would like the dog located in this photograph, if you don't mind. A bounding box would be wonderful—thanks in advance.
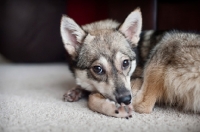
[60,8,200,118]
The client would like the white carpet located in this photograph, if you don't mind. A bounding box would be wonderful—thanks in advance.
[0,63,200,132]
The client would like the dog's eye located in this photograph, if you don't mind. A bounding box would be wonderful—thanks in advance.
[92,66,105,75]
[122,60,129,69]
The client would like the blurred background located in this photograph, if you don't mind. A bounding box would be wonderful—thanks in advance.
[0,0,200,63]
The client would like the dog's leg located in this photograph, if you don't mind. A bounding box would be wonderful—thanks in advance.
[63,85,88,102]
[130,66,143,96]
[133,66,164,113]
[88,93,132,118]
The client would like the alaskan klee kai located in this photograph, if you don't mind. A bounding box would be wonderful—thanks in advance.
[60,8,200,118]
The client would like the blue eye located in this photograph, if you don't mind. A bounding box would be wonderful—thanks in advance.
[92,66,105,75]
[122,60,129,69]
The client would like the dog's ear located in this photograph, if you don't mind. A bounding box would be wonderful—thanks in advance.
[60,15,86,59]
[119,8,142,45]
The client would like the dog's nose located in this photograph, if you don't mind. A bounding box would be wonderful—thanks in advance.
[117,95,132,105]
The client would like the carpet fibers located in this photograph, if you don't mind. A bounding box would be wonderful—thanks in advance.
[0,64,200,132]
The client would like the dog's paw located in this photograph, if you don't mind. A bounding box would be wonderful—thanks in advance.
[105,99,133,118]
[133,102,153,114]
[114,103,133,119]
[88,93,133,118]
[63,88,83,102]
[132,91,155,114]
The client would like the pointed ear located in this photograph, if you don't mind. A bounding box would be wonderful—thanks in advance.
[119,8,142,45]
[60,15,86,59]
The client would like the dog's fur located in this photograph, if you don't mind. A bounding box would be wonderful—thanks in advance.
[60,8,200,118]
[133,31,200,114]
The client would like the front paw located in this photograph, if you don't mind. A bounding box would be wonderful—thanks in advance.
[63,86,83,102]
[103,99,133,118]
[114,102,133,119]
[132,91,155,114]
[88,93,133,118]
[133,102,153,114]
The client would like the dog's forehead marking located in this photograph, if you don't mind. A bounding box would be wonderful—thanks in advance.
[99,56,109,67]
[94,56,112,74]
[116,52,125,59]
[115,52,128,70]
[79,30,134,70]
[84,30,129,54]
[91,30,126,46]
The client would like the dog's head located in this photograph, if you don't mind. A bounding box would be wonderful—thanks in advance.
[60,8,142,105]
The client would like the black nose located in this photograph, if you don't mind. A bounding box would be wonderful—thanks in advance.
[117,95,132,105]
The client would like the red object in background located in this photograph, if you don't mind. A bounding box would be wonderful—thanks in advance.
[67,0,109,25]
